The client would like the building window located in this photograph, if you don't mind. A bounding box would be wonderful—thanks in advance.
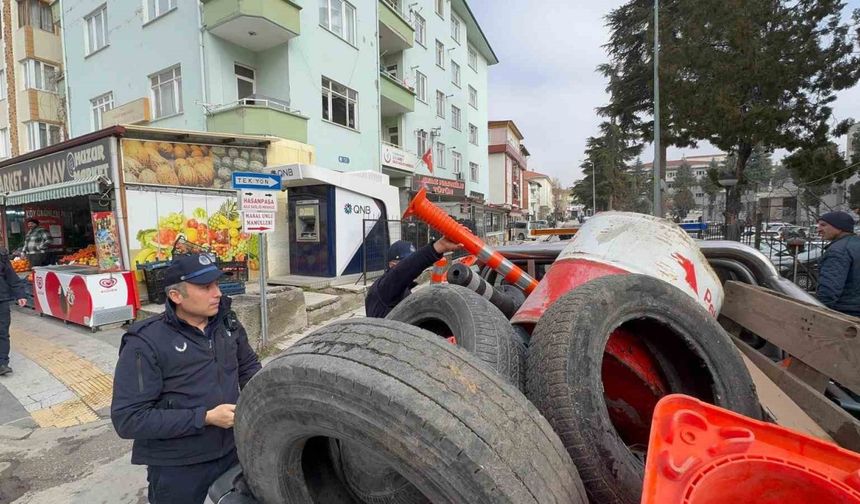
[85,5,108,55]
[452,151,462,174]
[451,16,461,44]
[435,0,444,18]
[436,90,445,118]
[18,0,53,32]
[470,162,479,182]
[417,129,428,155]
[319,0,356,45]
[415,71,427,103]
[435,40,445,69]
[27,122,61,151]
[469,123,478,145]
[0,128,8,158]
[235,64,255,101]
[90,92,114,131]
[322,76,358,130]
[468,85,477,108]
[468,46,478,70]
[23,60,58,93]
[0,69,6,98]
[149,65,182,119]
[145,0,176,22]
[388,126,399,146]
[414,13,426,46]
[451,105,461,130]
[436,142,446,170]
[451,61,461,87]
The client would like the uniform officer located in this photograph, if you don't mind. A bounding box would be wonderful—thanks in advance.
[365,237,462,318]
[0,248,27,376]
[111,254,262,504]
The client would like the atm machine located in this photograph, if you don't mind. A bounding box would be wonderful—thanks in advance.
[270,164,400,278]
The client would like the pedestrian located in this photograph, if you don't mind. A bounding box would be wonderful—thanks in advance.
[22,218,51,267]
[816,211,860,317]
[365,237,462,318]
[111,253,262,504]
[0,248,28,376]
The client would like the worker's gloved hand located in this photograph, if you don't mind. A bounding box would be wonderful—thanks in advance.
[433,237,464,255]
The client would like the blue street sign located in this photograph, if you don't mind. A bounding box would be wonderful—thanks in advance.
[232,171,282,190]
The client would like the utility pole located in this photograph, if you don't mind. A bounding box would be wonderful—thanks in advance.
[592,162,597,215]
[653,0,662,218]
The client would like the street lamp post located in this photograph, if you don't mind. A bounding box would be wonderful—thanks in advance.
[653,0,662,218]
[592,163,597,215]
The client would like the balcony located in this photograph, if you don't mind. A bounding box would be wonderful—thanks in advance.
[380,72,415,117]
[381,141,417,174]
[378,0,413,53]
[202,0,300,52]
[206,98,309,143]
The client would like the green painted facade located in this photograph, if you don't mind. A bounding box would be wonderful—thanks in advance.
[380,72,416,113]
[378,0,414,47]
[202,0,302,36]
[207,105,309,143]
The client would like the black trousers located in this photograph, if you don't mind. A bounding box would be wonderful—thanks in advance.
[0,301,10,366]
[147,449,239,504]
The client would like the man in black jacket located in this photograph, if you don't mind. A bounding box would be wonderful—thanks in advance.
[0,248,27,376]
[365,237,462,318]
[816,211,860,317]
[111,254,261,504]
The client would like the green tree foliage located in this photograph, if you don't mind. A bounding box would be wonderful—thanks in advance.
[671,161,697,218]
[572,121,641,212]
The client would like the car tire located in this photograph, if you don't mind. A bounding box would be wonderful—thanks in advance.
[526,274,761,504]
[235,318,588,504]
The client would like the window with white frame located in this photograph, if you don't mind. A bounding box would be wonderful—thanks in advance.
[145,0,176,23]
[468,85,477,108]
[27,122,61,151]
[18,0,53,31]
[149,65,182,118]
[322,76,358,130]
[436,40,445,68]
[468,46,478,70]
[0,128,9,158]
[469,123,478,145]
[451,16,461,44]
[85,5,108,55]
[23,60,58,92]
[415,71,427,102]
[0,69,6,98]
[319,0,356,45]
[452,151,462,174]
[414,13,426,46]
[235,64,255,101]
[436,90,445,118]
[90,92,114,131]
[435,0,444,18]
[416,129,428,155]
[451,105,461,130]
[470,162,479,182]
[436,142,446,169]
[451,61,460,87]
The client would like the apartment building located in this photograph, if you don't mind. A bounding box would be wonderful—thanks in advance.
[0,0,66,158]
[58,0,495,212]
[523,170,553,220]
[488,120,529,221]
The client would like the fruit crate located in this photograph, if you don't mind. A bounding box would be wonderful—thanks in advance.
[218,261,249,283]
[137,261,171,305]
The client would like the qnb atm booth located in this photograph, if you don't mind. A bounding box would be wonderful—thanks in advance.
[270,164,400,278]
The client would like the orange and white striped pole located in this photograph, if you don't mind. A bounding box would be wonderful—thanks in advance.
[403,188,539,294]
[430,257,448,283]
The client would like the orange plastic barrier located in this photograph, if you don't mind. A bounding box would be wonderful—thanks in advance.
[403,188,539,294]
[430,257,448,283]
[642,394,860,504]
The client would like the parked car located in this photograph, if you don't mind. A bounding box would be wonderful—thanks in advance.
[508,220,547,241]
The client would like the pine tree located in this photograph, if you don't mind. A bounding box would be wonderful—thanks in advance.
[671,161,697,218]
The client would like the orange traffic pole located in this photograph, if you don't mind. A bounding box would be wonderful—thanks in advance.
[403,188,539,294]
[430,257,448,283]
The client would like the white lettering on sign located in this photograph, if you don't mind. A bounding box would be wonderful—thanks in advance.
[242,211,275,234]
[240,191,277,212]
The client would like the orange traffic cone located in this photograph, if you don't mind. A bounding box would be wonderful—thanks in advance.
[403,189,539,294]
[642,394,860,504]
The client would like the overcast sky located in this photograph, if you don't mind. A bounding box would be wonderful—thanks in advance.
[469,0,860,187]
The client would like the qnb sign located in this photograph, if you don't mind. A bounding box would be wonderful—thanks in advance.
[344,203,372,215]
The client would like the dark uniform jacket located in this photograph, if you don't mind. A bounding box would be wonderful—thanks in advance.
[111,296,261,466]
[365,243,442,318]
[817,234,860,317]
[0,251,24,302]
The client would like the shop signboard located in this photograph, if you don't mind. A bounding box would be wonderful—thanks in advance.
[121,139,267,191]
[411,174,466,198]
[381,143,417,172]
[0,138,113,193]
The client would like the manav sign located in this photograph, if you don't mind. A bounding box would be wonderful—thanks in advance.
[0,138,113,193]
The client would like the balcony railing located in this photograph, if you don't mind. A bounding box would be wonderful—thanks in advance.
[206,96,300,115]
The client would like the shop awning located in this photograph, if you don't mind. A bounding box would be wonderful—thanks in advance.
[5,176,112,206]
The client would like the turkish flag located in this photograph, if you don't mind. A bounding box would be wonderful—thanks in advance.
[422,147,433,173]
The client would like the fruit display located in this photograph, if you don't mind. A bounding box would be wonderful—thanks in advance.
[11,257,30,272]
[59,245,98,266]
[132,200,259,270]
[122,140,267,190]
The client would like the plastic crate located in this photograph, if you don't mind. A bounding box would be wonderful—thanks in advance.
[137,261,171,305]
[218,261,249,283]
[219,282,246,297]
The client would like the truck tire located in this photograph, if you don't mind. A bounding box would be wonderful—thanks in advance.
[386,284,524,390]
[526,274,760,504]
[235,318,587,504]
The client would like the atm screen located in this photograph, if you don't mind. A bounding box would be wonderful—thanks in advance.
[296,201,320,242]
